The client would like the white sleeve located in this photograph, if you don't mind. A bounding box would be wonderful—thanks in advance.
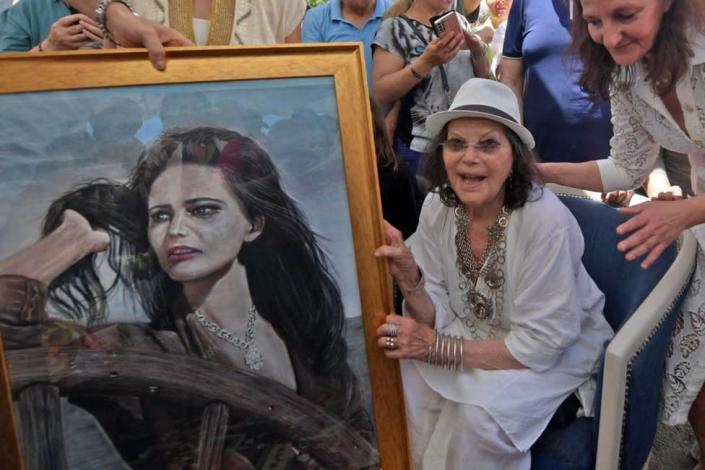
[281,0,307,38]
[503,227,584,372]
[403,195,455,330]
[598,89,661,191]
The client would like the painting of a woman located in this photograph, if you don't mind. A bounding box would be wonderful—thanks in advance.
[0,126,376,468]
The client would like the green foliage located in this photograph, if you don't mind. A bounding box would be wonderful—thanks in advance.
[307,0,329,7]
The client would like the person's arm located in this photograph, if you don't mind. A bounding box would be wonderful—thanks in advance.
[0,210,109,286]
[284,22,302,43]
[374,221,436,327]
[283,0,306,43]
[373,31,465,106]
[464,31,490,78]
[498,57,524,110]
[376,313,526,369]
[539,160,605,191]
[643,154,682,199]
[65,0,191,70]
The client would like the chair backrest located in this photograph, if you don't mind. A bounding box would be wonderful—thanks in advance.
[558,194,687,469]
[558,195,677,331]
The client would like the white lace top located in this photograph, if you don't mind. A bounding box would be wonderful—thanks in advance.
[597,32,705,195]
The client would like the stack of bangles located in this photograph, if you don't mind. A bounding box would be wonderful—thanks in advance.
[427,333,464,371]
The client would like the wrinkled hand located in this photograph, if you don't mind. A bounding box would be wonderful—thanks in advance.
[617,199,691,268]
[103,2,192,70]
[42,14,100,50]
[61,209,110,255]
[376,313,435,361]
[602,190,633,207]
[374,221,420,288]
[421,32,464,67]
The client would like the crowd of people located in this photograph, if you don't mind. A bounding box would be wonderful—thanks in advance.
[2,0,705,468]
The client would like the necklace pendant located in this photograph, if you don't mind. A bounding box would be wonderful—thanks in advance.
[244,344,263,371]
[469,292,492,320]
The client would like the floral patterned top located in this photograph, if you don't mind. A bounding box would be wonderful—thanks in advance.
[597,32,705,195]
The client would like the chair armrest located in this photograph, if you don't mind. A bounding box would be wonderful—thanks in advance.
[595,229,697,470]
[545,183,649,206]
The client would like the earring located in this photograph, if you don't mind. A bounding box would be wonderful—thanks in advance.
[507,173,513,190]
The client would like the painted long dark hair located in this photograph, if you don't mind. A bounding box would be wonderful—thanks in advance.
[43,127,348,376]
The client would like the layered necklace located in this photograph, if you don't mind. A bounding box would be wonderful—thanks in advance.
[195,304,264,371]
[454,205,511,332]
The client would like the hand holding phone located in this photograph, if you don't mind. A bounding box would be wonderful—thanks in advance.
[430,11,469,50]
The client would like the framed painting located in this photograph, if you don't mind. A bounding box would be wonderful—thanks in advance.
[0,44,409,470]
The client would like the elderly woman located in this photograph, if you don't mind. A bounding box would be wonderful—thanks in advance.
[374,78,613,469]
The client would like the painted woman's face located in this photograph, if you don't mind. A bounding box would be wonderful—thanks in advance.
[147,164,261,283]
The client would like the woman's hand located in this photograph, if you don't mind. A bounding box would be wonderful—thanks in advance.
[651,186,683,201]
[376,313,435,361]
[602,190,633,207]
[102,2,192,70]
[617,199,692,268]
[463,31,486,58]
[61,209,110,255]
[374,221,420,290]
[419,32,464,67]
[41,14,99,50]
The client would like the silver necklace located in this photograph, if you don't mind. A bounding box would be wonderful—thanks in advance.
[195,305,264,371]
[454,205,510,326]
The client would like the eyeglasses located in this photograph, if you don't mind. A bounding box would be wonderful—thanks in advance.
[440,138,505,156]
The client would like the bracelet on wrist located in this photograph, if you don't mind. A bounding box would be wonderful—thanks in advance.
[37,40,44,52]
[95,0,138,47]
[401,267,425,296]
[426,332,464,371]
[409,64,430,81]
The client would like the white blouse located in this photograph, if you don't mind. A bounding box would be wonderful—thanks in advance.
[406,189,613,451]
[597,33,705,195]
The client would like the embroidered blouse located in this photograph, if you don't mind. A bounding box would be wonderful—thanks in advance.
[597,33,705,194]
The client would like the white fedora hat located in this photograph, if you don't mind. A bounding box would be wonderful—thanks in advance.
[425,78,535,149]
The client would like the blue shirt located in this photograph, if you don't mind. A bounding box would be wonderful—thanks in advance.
[503,0,612,163]
[0,0,70,51]
[302,0,393,91]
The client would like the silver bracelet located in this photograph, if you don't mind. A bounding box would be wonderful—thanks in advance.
[402,267,425,297]
[95,0,138,47]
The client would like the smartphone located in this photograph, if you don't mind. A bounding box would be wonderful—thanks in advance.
[430,11,469,49]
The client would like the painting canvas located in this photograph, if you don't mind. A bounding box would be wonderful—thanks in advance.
[0,45,408,469]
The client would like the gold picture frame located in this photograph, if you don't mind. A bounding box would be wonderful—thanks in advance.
[0,44,409,470]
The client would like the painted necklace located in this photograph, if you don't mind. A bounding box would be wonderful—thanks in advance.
[195,304,264,371]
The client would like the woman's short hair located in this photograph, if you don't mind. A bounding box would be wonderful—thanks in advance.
[422,123,539,210]
[572,0,705,101]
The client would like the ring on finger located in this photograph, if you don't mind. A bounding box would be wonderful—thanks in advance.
[385,336,397,349]
[387,323,399,338]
